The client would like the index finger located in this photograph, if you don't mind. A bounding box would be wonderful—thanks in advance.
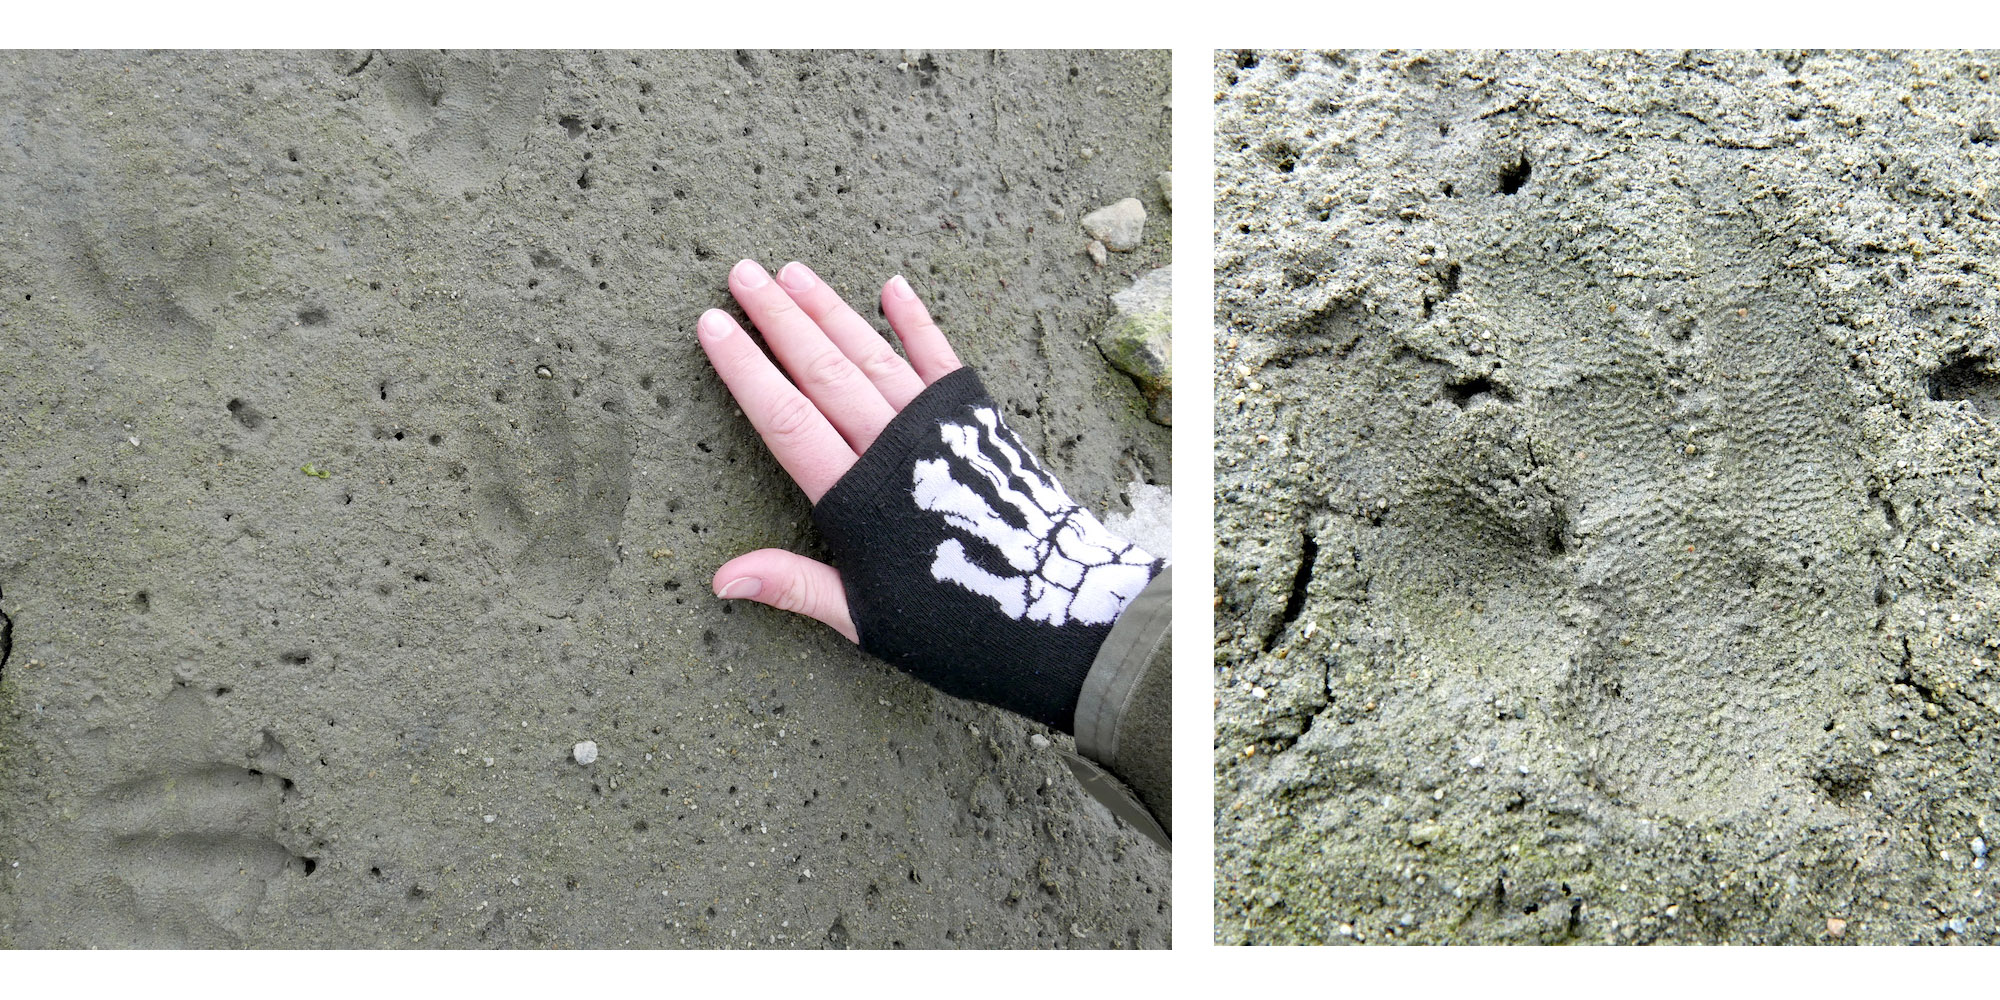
[696,308,857,503]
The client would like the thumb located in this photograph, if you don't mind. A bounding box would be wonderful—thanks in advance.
[712,549,858,644]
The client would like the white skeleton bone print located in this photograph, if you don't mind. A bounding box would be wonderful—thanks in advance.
[911,406,1158,626]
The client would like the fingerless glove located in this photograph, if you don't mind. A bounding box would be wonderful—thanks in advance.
[812,367,1164,731]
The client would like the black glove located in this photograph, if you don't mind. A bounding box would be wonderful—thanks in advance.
[812,367,1164,731]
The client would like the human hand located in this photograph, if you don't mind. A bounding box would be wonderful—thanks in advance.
[695,259,962,643]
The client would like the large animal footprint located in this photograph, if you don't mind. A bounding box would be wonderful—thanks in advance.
[79,745,314,946]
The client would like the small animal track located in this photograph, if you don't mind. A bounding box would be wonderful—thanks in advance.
[465,369,634,608]
[45,212,238,368]
[371,51,550,196]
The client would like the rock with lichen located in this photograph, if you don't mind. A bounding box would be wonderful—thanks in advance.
[1095,266,1172,425]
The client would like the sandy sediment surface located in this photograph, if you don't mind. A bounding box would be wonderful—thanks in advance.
[1215,49,2000,944]
[0,49,1170,948]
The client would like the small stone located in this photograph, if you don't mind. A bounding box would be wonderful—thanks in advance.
[1079,146,1095,161]
[1080,197,1146,251]
[1156,170,1172,208]
[1086,240,1107,267]
[1029,733,1052,750]
[483,814,496,823]
[535,365,554,379]
[1827,917,1847,938]
[1094,266,1173,426]
[572,740,598,765]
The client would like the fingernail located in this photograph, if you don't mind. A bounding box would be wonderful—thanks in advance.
[776,261,816,292]
[716,577,762,600]
[731,258,769,289]
[887,274,915,301]
[696,309,732,342]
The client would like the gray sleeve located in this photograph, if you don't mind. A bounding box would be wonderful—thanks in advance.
[1071,565,1171,838]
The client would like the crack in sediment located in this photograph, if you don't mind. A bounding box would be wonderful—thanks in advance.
[0,583,12,681]
[1264,532,1318,652]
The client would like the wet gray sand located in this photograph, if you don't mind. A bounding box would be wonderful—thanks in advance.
[0,49,1170,949]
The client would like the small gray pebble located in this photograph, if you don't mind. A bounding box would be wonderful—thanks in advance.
[1080,198,1146,251]
[573,740,598,765]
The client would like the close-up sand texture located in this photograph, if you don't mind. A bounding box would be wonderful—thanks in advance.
[0,49,1171,948]
[1215,49,2000,944]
